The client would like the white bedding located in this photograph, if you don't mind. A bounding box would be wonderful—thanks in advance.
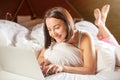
[0,20,43,57]
[0,20,120,80]
[45,71,120,80]
[0,71,35,80]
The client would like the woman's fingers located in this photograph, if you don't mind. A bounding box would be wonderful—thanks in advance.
[40,59,51,69]
[42,64,63,76]
[46,64,54,75]
[48,64,63,74]
[56,65,63,73]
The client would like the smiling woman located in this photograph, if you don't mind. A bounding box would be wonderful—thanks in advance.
[37,4,120,80]
[43,7,75,49]
[38,6,96,76]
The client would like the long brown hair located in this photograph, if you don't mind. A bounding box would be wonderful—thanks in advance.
[43,7,75,49]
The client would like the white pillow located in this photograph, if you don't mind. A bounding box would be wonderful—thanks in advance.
[0,29,12,46]
[96,41,116,73]
[115,46,120,66]
[0,20,43,57]
[30,23,44,47]
[75,20,98,41]
[15,30,42,58]
[0,20,29,46]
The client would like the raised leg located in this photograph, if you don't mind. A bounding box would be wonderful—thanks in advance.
[101,4,110,24]
[94,4,119,46]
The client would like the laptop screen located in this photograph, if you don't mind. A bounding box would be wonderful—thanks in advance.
[0,46,45,80]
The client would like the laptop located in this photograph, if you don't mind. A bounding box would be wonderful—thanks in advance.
[0,46,45,80]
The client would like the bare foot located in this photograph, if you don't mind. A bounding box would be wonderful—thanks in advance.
[94,8,102,26]
[101,4,110,24]
[94,4,118,45]
[94,6,110,39]
[94,4,110,26]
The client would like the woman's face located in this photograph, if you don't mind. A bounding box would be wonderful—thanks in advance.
[46,18,67,42]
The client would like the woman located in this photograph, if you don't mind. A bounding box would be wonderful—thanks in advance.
[38,4,118,76]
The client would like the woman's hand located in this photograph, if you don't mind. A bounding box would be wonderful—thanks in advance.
[48,64,63,74]
[40,59,51,74]
[42,64,63,76]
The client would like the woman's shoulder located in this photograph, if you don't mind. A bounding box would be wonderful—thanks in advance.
[76,29,89,36]
[80,31,92,45]
[80,31,91,38]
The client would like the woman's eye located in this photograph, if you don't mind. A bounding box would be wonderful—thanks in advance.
[55,26,60,29]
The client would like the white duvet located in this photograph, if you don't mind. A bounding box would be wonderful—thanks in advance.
[0,20,120,80]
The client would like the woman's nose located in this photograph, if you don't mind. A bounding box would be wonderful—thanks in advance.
[51,30,56,36]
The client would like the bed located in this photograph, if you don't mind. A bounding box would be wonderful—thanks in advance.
[0,19,120,80]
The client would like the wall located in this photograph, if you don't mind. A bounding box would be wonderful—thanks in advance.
[0,0,81,21]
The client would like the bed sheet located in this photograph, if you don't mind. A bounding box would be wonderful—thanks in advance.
[0,20,120,80]
[45,67,120,80]
[0,71,35,80]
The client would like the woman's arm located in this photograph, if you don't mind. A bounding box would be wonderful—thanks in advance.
[62,32,97,74]
[37,48,45,64]
[38,33,96,75]
[37,48,52,75]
